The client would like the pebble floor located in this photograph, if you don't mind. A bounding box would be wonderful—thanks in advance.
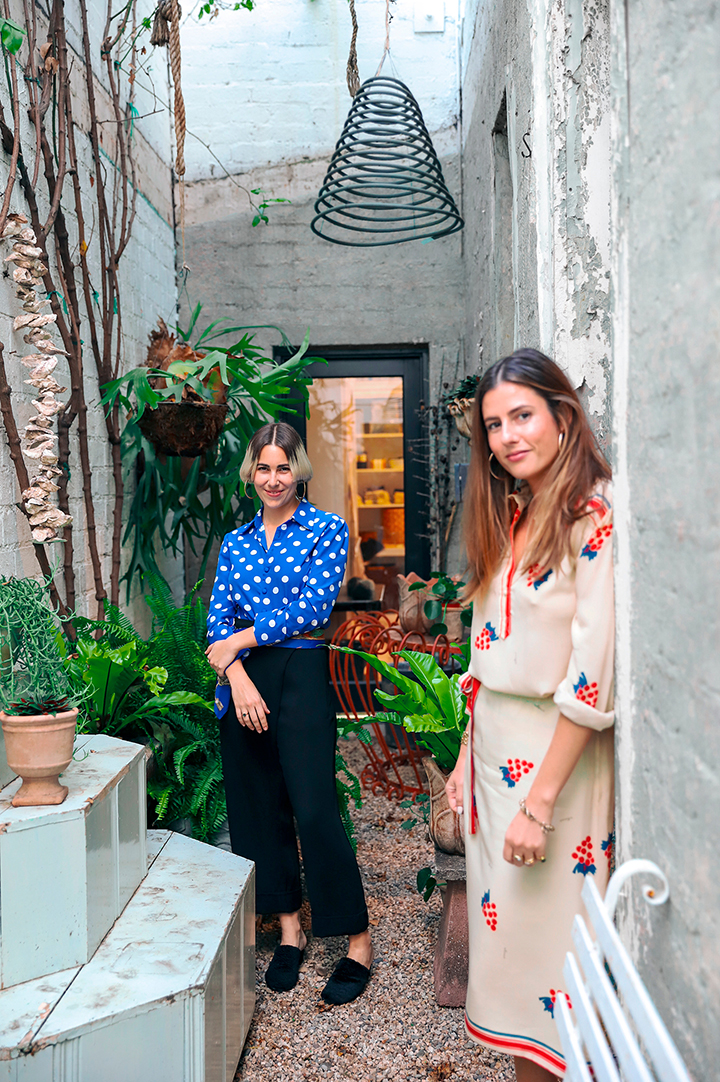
[235,736,516,1082]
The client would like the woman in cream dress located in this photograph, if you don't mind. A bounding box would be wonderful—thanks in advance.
[445,350,614,1081]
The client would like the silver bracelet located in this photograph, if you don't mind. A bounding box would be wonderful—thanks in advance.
[519,798,555,835]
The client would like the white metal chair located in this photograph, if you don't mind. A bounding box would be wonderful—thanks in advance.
[555,859,693,1082]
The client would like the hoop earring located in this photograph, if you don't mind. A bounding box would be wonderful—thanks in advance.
[488,452,505,482]
[296,481,306,500]
[244,481,255,499]
[558,431,565,451]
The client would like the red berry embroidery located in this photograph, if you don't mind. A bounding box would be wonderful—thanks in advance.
[481,890,497,931]
[574,672,599,708]
[540,989,573,1017]
[474,622,498,651]
[581,523,613,561]
[526,564,553,589]
[500,758,535,787]
[602,831,615,866]
[572,836,597,876]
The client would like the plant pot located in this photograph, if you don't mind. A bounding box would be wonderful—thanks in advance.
[423,756,465,856]
[443,604,465,643]
[137,400,228,457]
[447,397,473,440]
[0,707,78,806]
[397,573,433,634]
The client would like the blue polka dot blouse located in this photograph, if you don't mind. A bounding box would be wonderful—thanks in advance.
[207,498,349,666]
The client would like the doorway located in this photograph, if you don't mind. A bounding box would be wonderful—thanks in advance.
[278,347,431,607]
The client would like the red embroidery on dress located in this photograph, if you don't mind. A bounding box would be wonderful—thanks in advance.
[481,890,498,930]
[574,672,599,708]
[526,564,553,589]
[581,523,613,560]
[539,989,573,1017]
[475,622,499,650]
[500,758,534,787]
[572,836,597,876]
[602,831,615,866]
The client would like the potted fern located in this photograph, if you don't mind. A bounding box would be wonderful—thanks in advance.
[0,577,82,807]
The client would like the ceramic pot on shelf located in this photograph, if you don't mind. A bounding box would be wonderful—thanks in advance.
[0,708,78,806]
[423,756,465,856]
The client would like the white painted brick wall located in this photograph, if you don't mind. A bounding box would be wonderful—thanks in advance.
[180,0,460,182]
[0,0,180,625]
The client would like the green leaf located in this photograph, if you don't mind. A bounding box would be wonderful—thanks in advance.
[0,18,25,55]
[423,599,443,622]
[408,580,427,592]
[461,606,474,628]
[429,623,448,637]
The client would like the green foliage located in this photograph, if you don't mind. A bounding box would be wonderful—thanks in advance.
[66,575,225,843]
[399,791,430,832]
[335,746,363,853]
[440,373,479,406]
[250,188,291,227]
[0,576,82,715]
[198,0,254,18]
[334,645,467,773]
[102,312,326,597]
[408,572,472,637]
[416,865,445,902]
[0,18,25,55]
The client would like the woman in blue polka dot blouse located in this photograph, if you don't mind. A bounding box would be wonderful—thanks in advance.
[205,422,373,1005]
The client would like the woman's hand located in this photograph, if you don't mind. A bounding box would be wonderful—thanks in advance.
[503,802,552,867]
[205,636,242,677]
[445,746,467,815]
[228,662,269,732]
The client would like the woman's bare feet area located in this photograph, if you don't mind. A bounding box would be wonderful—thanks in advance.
[278,911,307,951]
[347,929,374,969]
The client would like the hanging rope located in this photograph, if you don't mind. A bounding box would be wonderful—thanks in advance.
[375,0,393,77]
[346,0,360,98]
[168,0,186,180]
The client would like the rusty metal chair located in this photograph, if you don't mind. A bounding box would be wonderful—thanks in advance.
[329,612,464,801]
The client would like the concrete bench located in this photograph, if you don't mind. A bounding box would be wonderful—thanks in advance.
[555,860,692,1082]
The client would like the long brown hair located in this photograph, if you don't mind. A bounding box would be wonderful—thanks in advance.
[464,349,611,599]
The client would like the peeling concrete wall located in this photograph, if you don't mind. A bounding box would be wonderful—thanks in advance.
[460,0,613,445]
[611,0,720,1074]
[0,0,180,621]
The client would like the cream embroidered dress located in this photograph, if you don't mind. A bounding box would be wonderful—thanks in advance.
[463,482,615,1076]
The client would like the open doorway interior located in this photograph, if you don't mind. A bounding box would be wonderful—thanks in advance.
[307,376,406,606]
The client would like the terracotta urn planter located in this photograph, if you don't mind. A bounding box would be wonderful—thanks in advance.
[0,707,78,806]
[423,756,465,856]
[397,573,435,634]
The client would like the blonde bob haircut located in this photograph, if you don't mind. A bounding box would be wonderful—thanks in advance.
[239,422,313,486]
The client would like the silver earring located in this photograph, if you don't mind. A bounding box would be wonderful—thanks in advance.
[488,452,505,481]
[244,481,255,499]
[558,431,565,451]
[296,481,306,500]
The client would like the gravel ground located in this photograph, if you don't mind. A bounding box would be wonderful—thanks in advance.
[235,736,515,1082]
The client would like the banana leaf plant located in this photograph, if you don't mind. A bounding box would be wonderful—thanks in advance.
[334,645,469,773]
[100,312,327,598]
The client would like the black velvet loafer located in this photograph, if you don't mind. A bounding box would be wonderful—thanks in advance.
[265,945,304,992]
[321,956,372,1005]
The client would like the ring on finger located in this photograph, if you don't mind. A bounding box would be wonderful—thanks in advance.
[513,854,523,864]
[524,857,536,866]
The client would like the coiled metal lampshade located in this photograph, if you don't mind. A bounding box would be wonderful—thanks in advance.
[311,76,464,246]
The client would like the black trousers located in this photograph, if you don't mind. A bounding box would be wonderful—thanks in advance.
[219,646,368,938]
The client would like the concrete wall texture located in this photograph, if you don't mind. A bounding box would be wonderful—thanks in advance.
[611,0,720,1073]
[0,0,180,623]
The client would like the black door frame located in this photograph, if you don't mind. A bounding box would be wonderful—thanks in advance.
[275,345,431,579]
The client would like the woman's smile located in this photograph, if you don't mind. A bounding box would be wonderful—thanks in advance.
[482,381,561,493]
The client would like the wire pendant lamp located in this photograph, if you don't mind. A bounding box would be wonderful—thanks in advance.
[311,75,464,247]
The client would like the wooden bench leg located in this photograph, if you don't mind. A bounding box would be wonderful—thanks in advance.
[433,879,469,1007]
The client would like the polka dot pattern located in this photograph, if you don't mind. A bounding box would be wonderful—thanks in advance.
[206,501,349,656]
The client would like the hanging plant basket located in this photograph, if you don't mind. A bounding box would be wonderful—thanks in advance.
[137,400,228,458]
